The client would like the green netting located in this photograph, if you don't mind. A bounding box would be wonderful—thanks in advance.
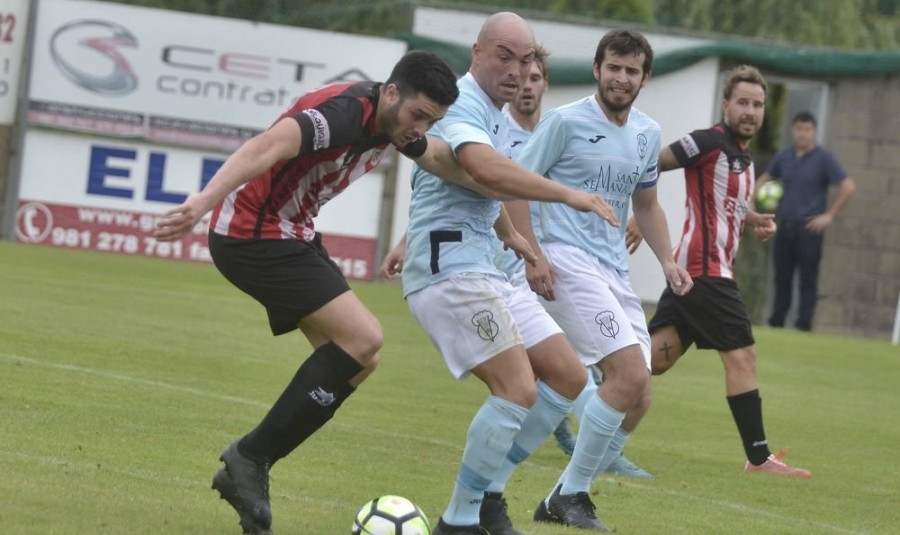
[397,32,900,83]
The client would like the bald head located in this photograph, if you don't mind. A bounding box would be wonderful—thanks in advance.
[477,12,534,47]
[470,12,536,108]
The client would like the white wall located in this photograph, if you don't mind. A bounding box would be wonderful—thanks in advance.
[393,7,722,302]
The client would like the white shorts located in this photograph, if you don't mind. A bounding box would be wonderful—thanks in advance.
[407,273,524,379]
[504,276,564,350]
[540,242,651,369]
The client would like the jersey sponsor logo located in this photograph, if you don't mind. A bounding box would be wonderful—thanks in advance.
[594,310,620,338]
[637,133,648,159]
[304,109,330,151]
[472,310,500,342]
[679,135,700,158]
[589,134,606,143]
[309,386,336,406]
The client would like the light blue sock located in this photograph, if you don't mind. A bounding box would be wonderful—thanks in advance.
[542,379,599,505]
[592,427,630,479]
[559,394,624,496]
[442,395,529,526]
[571,378,599,422]
[487,381,574,493]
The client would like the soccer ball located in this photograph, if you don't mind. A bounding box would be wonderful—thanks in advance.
[351,495,431,535]
[756,180,783,213]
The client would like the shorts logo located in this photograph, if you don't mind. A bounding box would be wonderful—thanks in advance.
[304,109,330,151]
[594,311,619,338]
[472,310,500,342]
[678,135,700,158]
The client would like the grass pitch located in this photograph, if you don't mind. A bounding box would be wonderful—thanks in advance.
[1,241,898,534]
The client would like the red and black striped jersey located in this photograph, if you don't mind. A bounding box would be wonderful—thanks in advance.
[668,122,754,279]
[210,81,427,241]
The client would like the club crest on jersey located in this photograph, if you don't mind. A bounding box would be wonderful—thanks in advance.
[730,156,749,174]
[472,310,500,342]
[637,133,648,159]
[594,310,619,338]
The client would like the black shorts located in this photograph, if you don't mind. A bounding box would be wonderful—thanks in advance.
[647,276,754,352]
[208,232,351,336]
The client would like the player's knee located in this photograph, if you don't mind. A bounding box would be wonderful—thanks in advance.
[733,349,757,376]
[563,369,589,400]
[628,370,650,402]
[543,364,588,400]
[345,323,384,361]
[503,380,538,409]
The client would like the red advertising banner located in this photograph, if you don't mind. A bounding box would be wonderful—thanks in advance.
[14,200,376,279]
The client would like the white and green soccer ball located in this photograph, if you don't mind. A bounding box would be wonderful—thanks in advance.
[351,495,431,535]
[756,180,784,213]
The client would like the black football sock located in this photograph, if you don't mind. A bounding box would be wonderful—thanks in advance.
[727,389,772,466]
[238,341,363,464]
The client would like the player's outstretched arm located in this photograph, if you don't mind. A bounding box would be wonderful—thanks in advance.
[456,142,619,227]
[154,118,302,241]
[632,186,692,296]
[414,137,513,200]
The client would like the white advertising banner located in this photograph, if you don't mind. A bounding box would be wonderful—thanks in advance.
[14,0,406,279]
[0,0,30,124]
[28,0,407,151]
[15,128,383,279]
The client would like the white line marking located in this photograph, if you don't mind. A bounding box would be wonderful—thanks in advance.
[1,353,868,535]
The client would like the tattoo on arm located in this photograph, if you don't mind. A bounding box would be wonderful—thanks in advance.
[660,342,674,362]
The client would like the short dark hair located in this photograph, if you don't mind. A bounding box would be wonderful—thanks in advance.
[722,65,767,100]
[594,29,653,75]
[792,111,817,126]
[387,51,459,107]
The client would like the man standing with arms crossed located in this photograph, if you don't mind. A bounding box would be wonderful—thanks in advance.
[628,65,812,478]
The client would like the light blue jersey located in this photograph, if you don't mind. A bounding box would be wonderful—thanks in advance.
[518,95,660,272]
[492,109,540,280]
[403,74,510,297]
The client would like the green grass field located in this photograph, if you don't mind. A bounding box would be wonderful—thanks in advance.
[2,241,898,534]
